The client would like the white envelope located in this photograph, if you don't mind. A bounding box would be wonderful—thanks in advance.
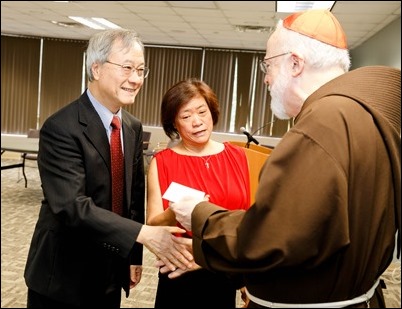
[162,181,205,203]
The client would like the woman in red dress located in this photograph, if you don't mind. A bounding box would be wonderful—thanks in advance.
[147,78,251,308]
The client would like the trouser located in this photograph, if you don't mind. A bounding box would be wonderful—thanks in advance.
[27,288,121,308]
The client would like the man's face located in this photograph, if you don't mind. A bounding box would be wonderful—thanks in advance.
[93,40,146,113]
[263,38,292,120]
[268,60,292,120]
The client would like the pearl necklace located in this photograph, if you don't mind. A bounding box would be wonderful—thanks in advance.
[182,144,212,169]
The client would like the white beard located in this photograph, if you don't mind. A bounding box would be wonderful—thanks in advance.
[269,63,291,120]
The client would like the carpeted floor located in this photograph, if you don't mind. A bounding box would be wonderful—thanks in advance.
[1,158,400,308]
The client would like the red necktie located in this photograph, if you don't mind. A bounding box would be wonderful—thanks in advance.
[110,116,124,216]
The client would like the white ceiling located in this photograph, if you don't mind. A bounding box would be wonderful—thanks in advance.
[1,1,401,51]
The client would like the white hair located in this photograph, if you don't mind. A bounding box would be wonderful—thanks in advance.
[272,19,351,72]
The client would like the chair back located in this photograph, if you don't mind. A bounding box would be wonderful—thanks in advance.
[24,129,40,160]
[27,129,40,138]
[143,131,151,150]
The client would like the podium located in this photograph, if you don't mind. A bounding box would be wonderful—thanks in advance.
[228,140,272,154]
[228,141,272,205]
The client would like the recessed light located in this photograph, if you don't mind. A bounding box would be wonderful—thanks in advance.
[276,1,335,13]
[68,16,121,30]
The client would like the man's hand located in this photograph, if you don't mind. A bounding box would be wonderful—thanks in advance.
[154,237,200,279]
[129,265,142,289]
[240,287,250,308]
[137,225,194,271]
[157,259,201,278]
[169,195,209,230]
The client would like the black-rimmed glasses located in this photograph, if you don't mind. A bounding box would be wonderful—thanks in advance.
[259,52,291,74]
[105,60,150,79]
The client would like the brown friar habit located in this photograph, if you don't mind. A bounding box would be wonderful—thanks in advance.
[191,66,401,306]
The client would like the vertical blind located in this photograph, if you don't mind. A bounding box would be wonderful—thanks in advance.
[39,38,87,125]
[126,46,203,126]
[1,36,40,133]
[1,35,292,137]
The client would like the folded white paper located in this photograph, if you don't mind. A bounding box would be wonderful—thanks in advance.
[162,181,205,203]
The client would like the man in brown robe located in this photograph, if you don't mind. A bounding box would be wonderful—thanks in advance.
[168,9,401,308]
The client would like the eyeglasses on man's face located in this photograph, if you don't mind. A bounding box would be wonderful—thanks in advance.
[259,52,291,74]
[105,60,150,79]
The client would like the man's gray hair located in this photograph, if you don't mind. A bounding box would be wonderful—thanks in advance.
[86,29,144,82]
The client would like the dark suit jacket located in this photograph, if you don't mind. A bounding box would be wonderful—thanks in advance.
[24,91,145,306]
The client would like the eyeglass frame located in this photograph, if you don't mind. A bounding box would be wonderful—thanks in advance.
[105,60,150,79]
[259,52,291,74]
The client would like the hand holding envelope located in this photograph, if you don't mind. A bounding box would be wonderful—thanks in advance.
[163,182,209,231]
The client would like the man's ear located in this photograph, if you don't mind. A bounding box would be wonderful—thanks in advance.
[290,52,304,77]
[91,62,100,80]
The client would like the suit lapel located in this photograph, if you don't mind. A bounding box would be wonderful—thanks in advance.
[121,112,135,204]
[78,94,111,169]
[77,93,139,213]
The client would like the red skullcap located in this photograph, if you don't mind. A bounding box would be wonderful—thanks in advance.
[283,9,347,49]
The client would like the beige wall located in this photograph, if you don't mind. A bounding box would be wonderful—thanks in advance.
[350,17,401,69]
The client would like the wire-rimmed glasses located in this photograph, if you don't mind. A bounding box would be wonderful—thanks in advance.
[259,52,291,74]
[105,60,150,79]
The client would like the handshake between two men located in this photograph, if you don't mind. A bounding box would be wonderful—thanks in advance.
[140,195,205,277]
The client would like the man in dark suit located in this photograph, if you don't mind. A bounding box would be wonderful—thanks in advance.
[24,29,193,308]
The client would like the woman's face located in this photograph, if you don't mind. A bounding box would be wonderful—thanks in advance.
[174,96,213,147]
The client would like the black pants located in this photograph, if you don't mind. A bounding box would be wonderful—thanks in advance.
[27,288,121,308]
[154,268,237,308]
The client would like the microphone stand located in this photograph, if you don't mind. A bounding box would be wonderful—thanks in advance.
[245,120,275,148]
[245,135,254,149]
